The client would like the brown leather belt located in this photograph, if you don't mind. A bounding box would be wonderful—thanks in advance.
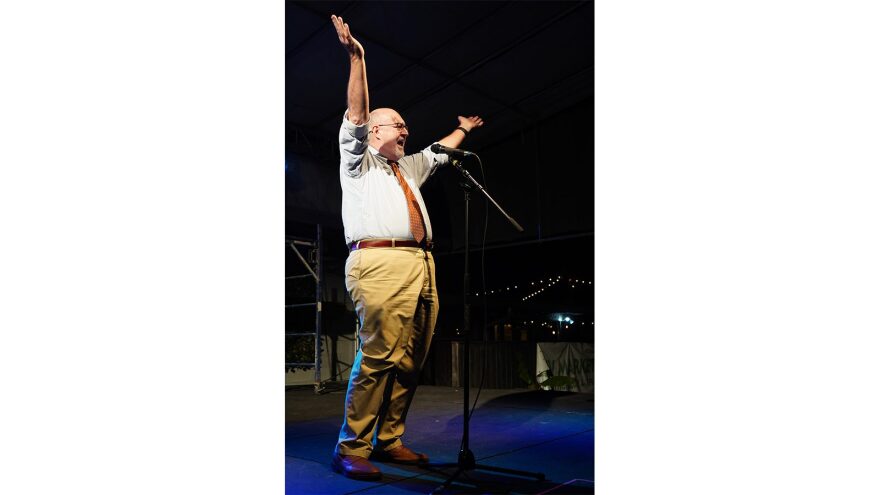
[349,239,433,251]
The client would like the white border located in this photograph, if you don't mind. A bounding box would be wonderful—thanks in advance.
[597,1,880,493]
[0,2,284,493]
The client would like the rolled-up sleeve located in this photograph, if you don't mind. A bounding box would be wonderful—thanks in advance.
[413,143,451,185]
[339,112,369,177]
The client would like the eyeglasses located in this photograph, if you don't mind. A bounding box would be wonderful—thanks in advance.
[375,123,409,131]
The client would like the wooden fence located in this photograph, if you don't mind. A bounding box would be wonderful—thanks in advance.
[420,339,538,389]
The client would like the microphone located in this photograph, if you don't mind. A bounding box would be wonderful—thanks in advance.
[430,143,474,159]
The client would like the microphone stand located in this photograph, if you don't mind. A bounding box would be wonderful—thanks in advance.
[429,157,542,493]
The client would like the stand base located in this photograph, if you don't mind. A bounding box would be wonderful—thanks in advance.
[428,449,545,493]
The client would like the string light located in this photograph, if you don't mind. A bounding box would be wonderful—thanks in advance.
[473,275,592,302]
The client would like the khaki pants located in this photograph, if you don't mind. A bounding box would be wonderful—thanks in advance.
[335,247,438,458]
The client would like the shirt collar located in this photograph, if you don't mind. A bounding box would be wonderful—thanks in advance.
[368,146,396,172]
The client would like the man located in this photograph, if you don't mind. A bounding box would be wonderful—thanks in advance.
[329,14,484,481]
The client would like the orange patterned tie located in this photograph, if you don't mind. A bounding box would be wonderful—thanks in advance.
[390,161,426,244]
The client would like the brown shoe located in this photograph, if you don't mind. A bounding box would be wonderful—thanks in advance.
[331,453,382,481]
[371,445,429,465]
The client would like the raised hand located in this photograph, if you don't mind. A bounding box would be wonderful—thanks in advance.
[331,14,364,59]
[457,115,484,132]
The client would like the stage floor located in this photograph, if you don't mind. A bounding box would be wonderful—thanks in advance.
[285,385,594,494]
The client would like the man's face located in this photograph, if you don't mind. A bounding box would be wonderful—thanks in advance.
[371,112,409,161]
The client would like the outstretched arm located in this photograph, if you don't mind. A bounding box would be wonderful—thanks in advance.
[436,115,485,149]
[331,15,369,125]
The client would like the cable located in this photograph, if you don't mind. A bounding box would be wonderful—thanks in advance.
[461,155,489,440]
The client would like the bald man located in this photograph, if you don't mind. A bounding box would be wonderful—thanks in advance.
[329,15,483,481]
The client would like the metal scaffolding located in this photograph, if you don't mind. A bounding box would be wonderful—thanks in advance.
[285,225,324,393]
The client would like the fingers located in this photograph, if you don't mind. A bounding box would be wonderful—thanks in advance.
[331,15,344,39]
[332,14,364,58]
[458,115,485,128]
[331,14,349,43]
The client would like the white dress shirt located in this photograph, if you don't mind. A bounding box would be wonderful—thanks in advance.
[338,114,449,245]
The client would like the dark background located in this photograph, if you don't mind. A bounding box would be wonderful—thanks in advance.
[286,1,594,345]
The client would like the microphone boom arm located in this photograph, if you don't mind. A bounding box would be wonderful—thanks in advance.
[450,158,524,233]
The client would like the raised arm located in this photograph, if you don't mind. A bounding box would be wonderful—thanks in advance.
[331,15,369,125]
[436,115,484,149]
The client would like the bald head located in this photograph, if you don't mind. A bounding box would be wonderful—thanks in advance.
[368,107,409,160]
[369,108,399,123]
